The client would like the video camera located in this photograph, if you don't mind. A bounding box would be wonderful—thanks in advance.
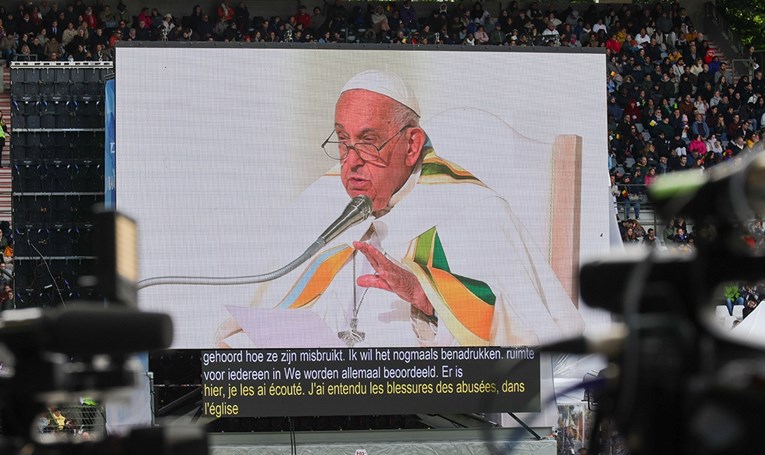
[573,150,765,454]
[0,210,208,455]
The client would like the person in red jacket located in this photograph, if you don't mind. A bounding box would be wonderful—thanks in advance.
[83,6,98,29]
[296,5,311,30]
[606,33,621,54]
[218,1,234,22]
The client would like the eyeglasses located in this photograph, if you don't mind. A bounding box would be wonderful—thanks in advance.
[322,126,410,165]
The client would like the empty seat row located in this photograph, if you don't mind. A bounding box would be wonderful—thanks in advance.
[13,222,96,257]
[11,68,106,100]
[13,194,102,224]
[13,159,105,192]
[11,98,104,129]
[12,131,104,160]
[11,68,107,85]
[13,256,102,307]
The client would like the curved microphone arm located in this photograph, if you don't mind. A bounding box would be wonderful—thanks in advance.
[136,239,325,289]
[136,196,373,290]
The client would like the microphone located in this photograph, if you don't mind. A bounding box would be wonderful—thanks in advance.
[318,195,373,245]
[137,196,374,288]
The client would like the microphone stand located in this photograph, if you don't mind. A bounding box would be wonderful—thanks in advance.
[136,196,372,289]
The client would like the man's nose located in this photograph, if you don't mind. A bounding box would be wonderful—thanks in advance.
[344,146,365,168]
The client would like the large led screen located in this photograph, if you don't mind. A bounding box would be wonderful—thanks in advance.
[116,45,610,416]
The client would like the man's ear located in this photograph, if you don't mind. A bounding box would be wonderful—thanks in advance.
[405,127,426,167]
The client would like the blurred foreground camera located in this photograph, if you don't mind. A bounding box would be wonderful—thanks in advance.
[0,209,208,455]
[572,150,765,455]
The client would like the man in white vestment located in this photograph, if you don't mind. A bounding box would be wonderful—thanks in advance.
[216,70,583,348]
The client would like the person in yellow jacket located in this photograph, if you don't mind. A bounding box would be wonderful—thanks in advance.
[50,408,66,431]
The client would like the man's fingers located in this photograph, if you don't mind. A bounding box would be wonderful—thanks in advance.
[356,273,393,292]
[353,243,414,299]
[352,241,379,268]
[353,241,388,270]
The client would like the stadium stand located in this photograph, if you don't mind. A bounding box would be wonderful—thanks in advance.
[0,3,761,303]
[0,2,761,449]
[0,2,757,283]
[0,0,761,305]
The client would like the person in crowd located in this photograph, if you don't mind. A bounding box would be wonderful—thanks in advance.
[61,20,76,46]
[370,4,390,40]
[643,166,658,186]
[622,226,640,243]
[617,173,640,220]
[673,227,689,244]
[99,5,117,30]
[743,298,760,320]
[50,408,66,431]
[0,262,9,287]
[473,24,489,44]
[0,284,13,310]
[662,219,676,243]
[643,228,657,247]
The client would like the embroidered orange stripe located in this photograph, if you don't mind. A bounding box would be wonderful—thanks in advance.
[280,246,354,309]
[428,267,494,340]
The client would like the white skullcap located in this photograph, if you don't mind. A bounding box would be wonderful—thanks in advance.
[340,70,420,116]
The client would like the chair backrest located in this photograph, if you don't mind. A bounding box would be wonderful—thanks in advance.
[423,107,583,303]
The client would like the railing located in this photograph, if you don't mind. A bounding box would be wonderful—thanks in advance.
[705,1,743,55]
[731,53,764,81]
[613,182,675,236]
[731,58,757,81]
[705,1,764,79]
[38,404,105,436]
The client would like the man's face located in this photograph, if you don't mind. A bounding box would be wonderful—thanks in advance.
[335,90,421,212]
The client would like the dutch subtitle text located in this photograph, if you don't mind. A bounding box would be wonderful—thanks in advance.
[201,347,539,417]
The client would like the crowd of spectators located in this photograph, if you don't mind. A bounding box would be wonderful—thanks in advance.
[615,216,697,253]
[0,1,762,254]
[0,0,665,57]
[0,0,749,61]
[589,2,765,248]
